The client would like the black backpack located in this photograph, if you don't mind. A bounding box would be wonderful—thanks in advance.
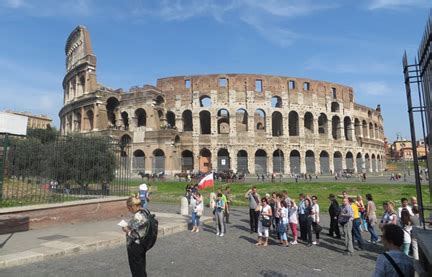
[139,208,159,252]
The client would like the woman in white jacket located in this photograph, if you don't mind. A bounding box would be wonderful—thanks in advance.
[191,192,204,232]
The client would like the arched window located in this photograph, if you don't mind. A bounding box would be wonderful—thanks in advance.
[199,148,212,173]
[155,96,165,105]
[318,113,328,135]
[217,148,230,171]
[133,150,145,172]
[217,109,230,134]
[305,150,315,174]
[369,122,374,139]
[333,151,343,173]
[272,111,283,137]
[356,153,363,173]
[153,149,165,173]
[135,108,146,127]
[199,95,212,107]
[199,111,211,134]
[106,97,119,127]
[255,109,266,131]
[331,102,339,113]
[181,150,193,172]
[344,117,352,141]
[346,152,354,170]
[362,120,368,137]
[236,109,248,132]
[354,118,361,139]
[320,151,330,174]
[304,112,314,136]
[273,149,284,173]
[121,112,129,130]
[332,116,341,140]
[271,96,282,108]
[289,111,299,136]
[182,110,193,131]
[290,150,301,174]
[121,134,132,145]
[85,110,94,131]
[166,111,176,128]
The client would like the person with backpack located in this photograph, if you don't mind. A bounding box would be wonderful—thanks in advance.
[328,194,341,239]
[138,183,150,209]
[373,224,414,276]
[123,195,158,277]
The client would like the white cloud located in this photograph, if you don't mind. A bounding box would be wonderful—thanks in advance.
[355,81,394,96]
[368,0,429,10]
[5,0,27,8]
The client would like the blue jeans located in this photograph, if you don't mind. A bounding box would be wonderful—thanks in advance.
[352,218,364,248]
[367,222,379,242]
[191,212,200,227]
[278,222,287,241]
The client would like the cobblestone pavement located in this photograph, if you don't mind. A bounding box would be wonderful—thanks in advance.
[0,204,381,277]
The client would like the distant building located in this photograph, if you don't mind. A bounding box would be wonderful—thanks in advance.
[5,111,52,130]
[390,139,428,161]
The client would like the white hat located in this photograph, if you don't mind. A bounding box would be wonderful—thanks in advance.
[139,184,148,191]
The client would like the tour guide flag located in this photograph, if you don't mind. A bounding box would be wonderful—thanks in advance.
[198,173,214,189]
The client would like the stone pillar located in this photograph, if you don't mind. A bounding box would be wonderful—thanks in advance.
[339,120,345,140]
[315,156,321,175]
[267,153,273,174]
[265,112,272,137]
[327,120,332,140]
[313,117,319,138]
[342,156,346,170]
[299,115,305,137]
[93,104,99,131]
[250,155,255,175]
[176,116,183,132]
[329,155,334,174]
[283,114,289,138]
[284,155,290,175]
[300,155,306,174]
[211,149,218,172]
[350,122,355,141]
[231,151,237,172]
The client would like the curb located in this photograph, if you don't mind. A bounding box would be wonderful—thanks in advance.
[0,216,212,268]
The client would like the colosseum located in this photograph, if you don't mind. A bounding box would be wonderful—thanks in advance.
[59,26,386,177]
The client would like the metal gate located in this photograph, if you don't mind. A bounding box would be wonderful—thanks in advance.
[181,157,193,172]
[272,157,284,173]
[356,157,363,173]
[305,156,315,174]
[132,156,145,172]
[153,156,165,173]
[320,156,330,174]
[217,156,230,171]
[0,134,130,207]
[237,157,248,173]
[255,157,267,175]
[334,157,342,174]
[290,156,300,174]
[346,157,354,170]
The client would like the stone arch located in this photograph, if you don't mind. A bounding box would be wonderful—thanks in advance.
[255,149,267,175]
[153,149,165,173]
[356,153,363,173]
[84,110,94,131]
[121,111,129,130]
[199,110,211,134]
[346,152,354,170]
[273,149,284,173]
[135,108,146,127]
[133,149,145,172]
[272,111,283,137]
[318,113,328,135]
[166,111,176,128]
[354,118,361,138]
[199,95,212,107]
[182,110,193,131]
[217,109,230,134]
[290,150,301,174]
[199,148,212,173]
[344,116,352,140]
[374,123,379,139]
[289,111,299,136]
[304,112,314,136]
[369,122,374,139]
[371,154,377,172]
[255,109,266,131]
[331,102,340,113]
[332,115,341,140]
[271,96,282,108]
[365,153,371,172]
[121,134,132,145]
[155,95,165,105]
[217,148,230,171]
[305,150,315,174]
[181,150,194,172]
[106,97,119,127]
[333,151,343,174]
[237,150,249,173]
[320,151,330,174]
[362,120,368,137]
[236,109,248,132]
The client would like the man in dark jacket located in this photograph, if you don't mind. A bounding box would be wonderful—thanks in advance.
[328,194,341,239]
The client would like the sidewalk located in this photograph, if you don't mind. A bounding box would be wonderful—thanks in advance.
[0,211,211,268]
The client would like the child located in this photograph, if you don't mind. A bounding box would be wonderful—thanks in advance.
[215,193,225,237]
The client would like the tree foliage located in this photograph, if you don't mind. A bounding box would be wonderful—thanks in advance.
[10,135,117,187]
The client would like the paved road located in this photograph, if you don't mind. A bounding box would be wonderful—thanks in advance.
[1,206,382,277]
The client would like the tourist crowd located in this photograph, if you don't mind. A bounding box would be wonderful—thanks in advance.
[186,184,420,275]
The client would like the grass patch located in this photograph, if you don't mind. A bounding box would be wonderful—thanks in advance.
[130,180,429,215]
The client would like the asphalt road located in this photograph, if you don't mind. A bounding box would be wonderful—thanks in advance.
[1,206,382,277]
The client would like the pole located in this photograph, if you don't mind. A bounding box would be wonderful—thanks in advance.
[0,134,9,200]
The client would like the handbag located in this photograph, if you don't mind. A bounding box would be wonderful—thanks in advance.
[261,218,271,228]
[313,223,323,233]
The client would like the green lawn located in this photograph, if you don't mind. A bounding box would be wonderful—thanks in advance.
[130,180,430,215]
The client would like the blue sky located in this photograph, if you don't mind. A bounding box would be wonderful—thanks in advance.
[0,0,430,141]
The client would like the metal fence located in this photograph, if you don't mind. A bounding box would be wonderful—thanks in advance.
[0,134,130,207]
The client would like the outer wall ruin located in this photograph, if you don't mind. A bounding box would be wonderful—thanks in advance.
[59,26,385,176]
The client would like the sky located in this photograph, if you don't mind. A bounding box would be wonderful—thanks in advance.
[0,0,430,141]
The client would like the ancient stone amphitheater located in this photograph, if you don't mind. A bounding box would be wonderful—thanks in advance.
[60,26,385,176]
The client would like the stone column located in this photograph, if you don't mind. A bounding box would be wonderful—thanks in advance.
[300,155,306,174]
[329,155,334,174]
[265,112,272,138]
[283,114,289,138]
[327,120,332,140]
[176,116,183,132]
[267,153,273,174]
[339,120,345,140]
[250,155,255,175]
[211,149,218,172]
[313,117,319,138]
[231,150,237,172]
[93,104,99,131]
[299,114,305,137]
[353,157,357,173]
[284,154,290,175]
[342,156,346,170]
[315,156,321,175]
